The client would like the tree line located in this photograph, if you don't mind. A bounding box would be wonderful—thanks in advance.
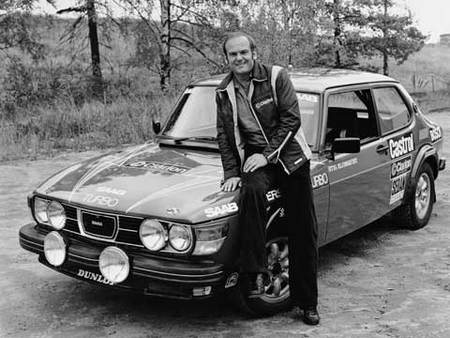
[1,0,426,98]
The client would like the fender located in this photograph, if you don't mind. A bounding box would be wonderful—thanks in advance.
[411,145,438,179]
[410,145,438,203]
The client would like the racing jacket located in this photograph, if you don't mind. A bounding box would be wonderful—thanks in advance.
[215,61,312,180]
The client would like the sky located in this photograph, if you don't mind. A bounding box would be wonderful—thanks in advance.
[35,0,450,43]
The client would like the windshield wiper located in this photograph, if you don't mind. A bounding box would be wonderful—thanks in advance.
[157,135,216,143]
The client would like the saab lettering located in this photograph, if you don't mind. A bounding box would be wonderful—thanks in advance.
[266,189,281,202]
[205,202,238,218]
[96,186,127,196]
[390,173,407,204]
[312,173,329,189]
[83,194,119,207]
[77,269,114,285]
[255,98,273,109]
[389,133,414,159]
[391,156,412,179]
[430,126,442,142]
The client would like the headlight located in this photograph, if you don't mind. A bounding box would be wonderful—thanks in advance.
[168,224,192,252]
[139,219,167,251]
[34,197,49,224]
[44,231,66,266]
[99,246,130,284]
[193,222,228,255]
[47,201,66,230]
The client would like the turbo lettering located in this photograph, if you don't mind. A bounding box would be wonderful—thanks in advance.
[83,194,119,207]
[388,133,414,159]
[312,173,329,189]
[204,202,238,218]
[77,269,114,285]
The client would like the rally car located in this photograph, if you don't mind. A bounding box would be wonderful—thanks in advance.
[19,68,445,315]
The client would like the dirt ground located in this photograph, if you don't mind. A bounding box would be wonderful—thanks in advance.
[1,112,450,338]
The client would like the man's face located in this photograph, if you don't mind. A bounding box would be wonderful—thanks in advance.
[225,36,256,76]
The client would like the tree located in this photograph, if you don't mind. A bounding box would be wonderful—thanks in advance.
[118,0,221,93]
[56,0,105,98]
[0,0,46,58]
[350,0,426,75]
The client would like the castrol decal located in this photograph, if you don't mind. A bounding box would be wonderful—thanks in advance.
[388,133,414,159]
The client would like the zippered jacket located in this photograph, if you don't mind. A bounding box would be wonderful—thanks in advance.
[215,62,312,180]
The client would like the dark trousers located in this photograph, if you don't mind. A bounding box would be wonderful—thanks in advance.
[238,161,318,308]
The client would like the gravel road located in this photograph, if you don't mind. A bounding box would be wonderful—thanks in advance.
[1,112,450,338]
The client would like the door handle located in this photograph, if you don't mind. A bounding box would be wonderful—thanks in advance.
[376,144,389,154]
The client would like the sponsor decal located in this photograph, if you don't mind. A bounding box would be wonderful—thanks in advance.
[204,202,238,218]
[255,97,274,109]
[83,194,119,207]
[166,207,180,215]
[328,157,358,172]
[430,126,442,142]
[225,272,239,289]
[96,186,127,196]
[389,156,412,205]
[266,189,282,202]
[391,156,412,179]
[77,269,113,285]
[390,173,408,204]
[297,93,318,103]
[125,161,189,174]
[388,133,414,159]
[312,173,329,189]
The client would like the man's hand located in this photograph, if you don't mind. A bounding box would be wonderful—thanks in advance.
[243,153,268,173]
[221,177,241,192]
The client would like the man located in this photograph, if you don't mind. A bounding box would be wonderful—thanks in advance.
[215,32,319,325]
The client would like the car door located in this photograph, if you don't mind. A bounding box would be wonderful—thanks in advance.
[324,87,392,243]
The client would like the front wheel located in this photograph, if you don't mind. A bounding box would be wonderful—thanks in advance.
[229,236,292,316]
[392,163,435,230]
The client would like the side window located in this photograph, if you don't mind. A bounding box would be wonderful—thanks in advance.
[372,87,411,134]
[325,89,378,147]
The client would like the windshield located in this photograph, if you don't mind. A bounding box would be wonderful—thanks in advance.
[163,86,320,149]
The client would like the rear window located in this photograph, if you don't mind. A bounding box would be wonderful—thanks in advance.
[372,87,411,134]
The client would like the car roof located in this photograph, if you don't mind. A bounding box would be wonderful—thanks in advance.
[191,68,397,92]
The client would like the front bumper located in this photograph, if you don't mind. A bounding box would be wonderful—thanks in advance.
[19,223,228,299]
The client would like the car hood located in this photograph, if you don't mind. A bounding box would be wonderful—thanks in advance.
[35,143,237,223]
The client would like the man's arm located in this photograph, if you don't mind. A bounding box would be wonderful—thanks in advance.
[262,68,301,162]
[216,93,241,181]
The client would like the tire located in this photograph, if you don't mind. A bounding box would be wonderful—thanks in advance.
[229,236,292,317]
[392,162,435,230]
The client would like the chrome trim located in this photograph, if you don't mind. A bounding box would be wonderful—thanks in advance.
[20,237,44,249]
[133,266,223,279]
[68,253,99,262]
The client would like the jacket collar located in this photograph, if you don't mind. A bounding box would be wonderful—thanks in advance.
[216,61,268,91]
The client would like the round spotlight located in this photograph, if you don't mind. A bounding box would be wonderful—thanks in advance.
[168,224,192,252]
[139,219,167,251]
[44,231,66,267]
[99,246,130,284]
[47,201,66,230]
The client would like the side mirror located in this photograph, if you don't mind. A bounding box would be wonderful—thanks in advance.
[152,120,161,134]
[332,137,361,154]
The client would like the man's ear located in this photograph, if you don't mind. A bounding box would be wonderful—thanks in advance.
[252,51,257,60]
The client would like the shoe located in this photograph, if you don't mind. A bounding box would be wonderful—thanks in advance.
[248,273,265,297]
[302,306,320,325]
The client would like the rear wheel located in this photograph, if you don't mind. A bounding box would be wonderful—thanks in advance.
[393,163,435,230]
[229,236,292,316]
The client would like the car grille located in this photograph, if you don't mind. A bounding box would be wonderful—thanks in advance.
[62,204,144,247]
